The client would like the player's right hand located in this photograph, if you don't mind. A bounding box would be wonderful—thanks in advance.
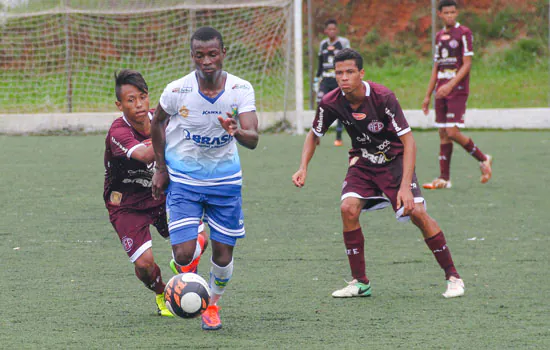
[421,96,430,116]
[292,169,307,188]
[152,169,169,200]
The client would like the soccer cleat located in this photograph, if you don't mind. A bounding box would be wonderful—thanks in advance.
[480,154,493,184]
[331,279,372,298]
[201,305,222,330]
[169,235,207,274]
[155,293,174,317]
[442,276,465,298]
[334,139,343,147]
[422,178,452,190]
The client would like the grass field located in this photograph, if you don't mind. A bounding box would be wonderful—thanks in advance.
[1,131,549,349]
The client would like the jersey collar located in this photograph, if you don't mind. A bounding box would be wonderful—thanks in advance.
[122,111,153,126]
[340,81,370,97]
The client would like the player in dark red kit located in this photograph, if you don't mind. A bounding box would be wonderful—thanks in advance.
[422,0,492,189]
[104,70,206,317]
[292,49,465,298]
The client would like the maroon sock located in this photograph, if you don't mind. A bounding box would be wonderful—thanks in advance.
[343,228,369,284]
[439,143,453,181]
[462,138,487,162]
[135,263,165,294]
[424,232,459,280]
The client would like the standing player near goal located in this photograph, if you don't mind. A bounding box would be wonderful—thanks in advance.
[151,27,259,331]
[315,19,350,147]
[421,0,492,189]
[104,70,207,318]
[292,49,465,299]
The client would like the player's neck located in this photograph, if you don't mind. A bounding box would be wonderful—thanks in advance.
[127,116,151,136]
[197,71,226,97]
[345,84,366,107]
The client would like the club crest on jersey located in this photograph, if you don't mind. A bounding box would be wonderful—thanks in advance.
[352,113,366,120]
[179,105,189,118]
[449,39,459,48]
[231,104,238,117]
[368,121,384,133]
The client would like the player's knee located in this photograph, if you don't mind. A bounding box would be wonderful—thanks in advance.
[340,202,361,221]
[173,248,195,266]
[438,128,448,138]
[410,205,430,226]
[445,127,459,139]
[134,257,155,274]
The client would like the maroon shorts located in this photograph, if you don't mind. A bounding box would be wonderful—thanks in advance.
[108,205,168,262]
[434,94,468,128]
[341,156,424,221]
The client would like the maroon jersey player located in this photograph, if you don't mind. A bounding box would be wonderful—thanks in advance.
[292,48,465,299]
[422,0,492,190]
[105,70,206,317]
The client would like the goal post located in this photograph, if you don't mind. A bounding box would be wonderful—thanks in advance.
[0,0,304,131]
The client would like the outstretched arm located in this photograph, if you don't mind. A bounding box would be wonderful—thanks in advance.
[292,130,320,188]
[151,104,170,199]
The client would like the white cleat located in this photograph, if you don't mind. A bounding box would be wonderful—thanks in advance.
[331,279,372,298]
[442,276,465,298]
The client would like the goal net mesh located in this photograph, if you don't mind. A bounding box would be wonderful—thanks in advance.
[0,0,295,118]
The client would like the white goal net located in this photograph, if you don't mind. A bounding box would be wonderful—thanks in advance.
[0,0,296,122]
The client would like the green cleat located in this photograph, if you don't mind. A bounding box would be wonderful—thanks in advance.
[331,279,372,298]
[155,293,174,317]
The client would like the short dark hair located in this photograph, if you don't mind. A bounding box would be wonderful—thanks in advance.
[438,0,457,11]
[334,48,363,70]
[114,69,148,101]
[324,19,337,28]
[190,26,224,50]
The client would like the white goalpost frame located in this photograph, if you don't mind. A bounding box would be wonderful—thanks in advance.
[294,0,304,135]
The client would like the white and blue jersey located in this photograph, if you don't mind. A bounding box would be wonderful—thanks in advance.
[159,71,256,246]
[160,71,256,197]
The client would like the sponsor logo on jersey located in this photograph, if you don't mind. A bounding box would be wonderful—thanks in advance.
[356,133,371,143]
[315,107,324,133]
[232,84,250,90]
[437,69,457,80]
[352,113,366,120]
[202,110,223,115]
[182,128,234,148]
[179,105,189,118]
[122,236,133,252]
[368,121,384,133]
[442,48,449,58]
[449,39,459,48]
[172,86,193,93]
[441,34,451,40]
[111,136,128,154]
[360,148,395,164]
[377,139,391,151]
[385,108,402,132]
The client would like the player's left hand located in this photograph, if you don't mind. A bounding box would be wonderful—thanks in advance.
[396,187,415,216]
[435,84,452,99]
[218,112,238,136]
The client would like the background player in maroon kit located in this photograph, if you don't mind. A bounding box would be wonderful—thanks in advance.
[422,0,492,190]
[104,70,206,317]
[292,49,465,298]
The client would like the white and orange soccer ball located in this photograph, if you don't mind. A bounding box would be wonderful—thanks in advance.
[164,273,211,319]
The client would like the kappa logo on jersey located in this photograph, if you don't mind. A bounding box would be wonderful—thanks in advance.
[352,113,366,120]
[179,105,189,118]
[203,110,223,115]
[182,128,234,148]
[368,121,384,133]
[449,39,459,48]
[232,84,250,90]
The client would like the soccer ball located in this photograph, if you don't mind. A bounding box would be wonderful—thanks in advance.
[164,273,211,319]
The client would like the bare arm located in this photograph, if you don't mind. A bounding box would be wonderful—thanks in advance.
[151,104,170,199]
[422,62,439,115]
[435,56,472,99]
[396,131,417,215]
[292,130,320,188]
[129,142,155,164]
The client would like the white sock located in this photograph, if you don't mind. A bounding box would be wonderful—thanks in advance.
[209,258,233,305]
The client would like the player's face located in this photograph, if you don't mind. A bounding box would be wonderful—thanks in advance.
[115,84,149,124]
[191,38,227,82]
[324,24,338,40]
[335,60,364,95]
[438,6,458,28]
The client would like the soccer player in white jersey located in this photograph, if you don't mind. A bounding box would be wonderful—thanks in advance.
[151,27,259,331]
